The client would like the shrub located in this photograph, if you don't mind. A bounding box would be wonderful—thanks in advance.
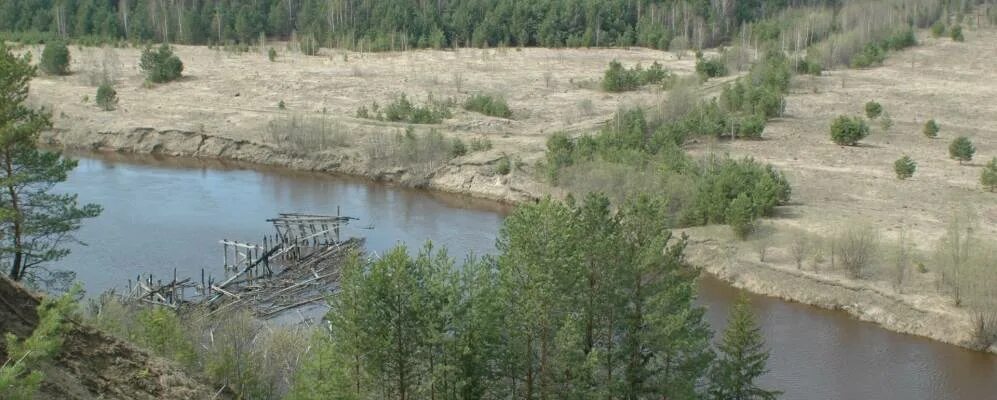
[865,101,883,119]
[834,224,879,278]
[931,21,946,38]
[737,114,766,139]
[884,29,917,51]
[923,119,940,138]
[696,56,728,78]
[894,155,916,180]
[603,61,638,92]
[469,137,492,152]
[950,25,965,42]
[496,155,511,175]
[797,58,823,75]
[358,94,453,124]
[268,47,277,61]
[95,83,118,111]
[278,100,286,110]
[879,111,893,132]
[450,137,467,157]
[850,44,886,68]
[464,93,512,118]
[981,158,997,192]
[139,44,183,83]
[830,115,870,146]
[40,41,71,75]
[949,136,975,164]
[601,61,671,92]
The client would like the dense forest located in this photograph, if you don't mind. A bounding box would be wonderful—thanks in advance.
[0,0,834,50]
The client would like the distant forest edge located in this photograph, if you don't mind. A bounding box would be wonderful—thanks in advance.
[0,0,983,51]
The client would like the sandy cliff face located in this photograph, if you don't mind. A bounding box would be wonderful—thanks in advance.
[41,126,544,204]
[682,231,997,354]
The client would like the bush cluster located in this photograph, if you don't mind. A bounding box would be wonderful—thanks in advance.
[464,93,512,118]
[601,61,671,92]
[695,56,728,78]
[683,156,792,228]
[139,44,183,83]
[830,115,869,146]
[356,94,453,124]
[865,101,883,119]
[850,28,916,68]
[544,114,790,229]
[950,25,965,42]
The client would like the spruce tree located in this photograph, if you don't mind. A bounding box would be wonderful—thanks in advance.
[0,44,102,282]
[708,295,781,400]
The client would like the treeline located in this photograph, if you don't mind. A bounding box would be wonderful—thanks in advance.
[290,194,778,399]
[2,0,833,50]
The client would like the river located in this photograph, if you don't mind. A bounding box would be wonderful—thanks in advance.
[53,152,996,400]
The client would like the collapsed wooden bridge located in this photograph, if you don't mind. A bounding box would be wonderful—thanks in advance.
[122,211,363,319]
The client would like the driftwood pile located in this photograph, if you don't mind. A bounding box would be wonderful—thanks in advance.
[121,212,363,319]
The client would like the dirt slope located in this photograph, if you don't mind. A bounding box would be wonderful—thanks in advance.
[0,276,222,400]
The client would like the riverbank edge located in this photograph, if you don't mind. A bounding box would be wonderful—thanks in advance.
[41,127,996,355]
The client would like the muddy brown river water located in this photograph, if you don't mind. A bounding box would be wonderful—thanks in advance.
[53,152,996,400]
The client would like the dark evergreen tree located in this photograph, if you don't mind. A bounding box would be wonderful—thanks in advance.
[708,295,781,400]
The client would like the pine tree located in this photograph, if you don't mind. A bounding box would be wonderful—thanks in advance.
[0,44,102,282]
[727,193,756,240]
[618,195,713,399]
[708,295,781,400]
[0,284,79,399]
[40,41,70,76]
[948,136,975,164]
[894,155,916,180]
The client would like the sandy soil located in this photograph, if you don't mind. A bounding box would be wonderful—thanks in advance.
[23,27,996,352]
